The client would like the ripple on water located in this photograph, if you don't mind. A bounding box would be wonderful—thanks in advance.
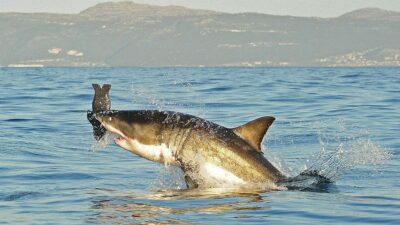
[7,172,97,181]
[2,192,42,201]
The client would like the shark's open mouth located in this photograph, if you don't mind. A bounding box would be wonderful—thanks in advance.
[105,127,129,145]
[114,135,127,144]
[94,115,129,144]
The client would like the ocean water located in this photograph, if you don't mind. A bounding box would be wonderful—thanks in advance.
[0,67,399,224]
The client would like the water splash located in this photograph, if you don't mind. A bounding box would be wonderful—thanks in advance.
[266,119,391,191]
[308,138,391,181]
[299,119,391,182]
[150,165,187,190]
[90,131,114,151]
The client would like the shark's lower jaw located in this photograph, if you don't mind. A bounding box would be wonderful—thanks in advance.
[100,123,177,165]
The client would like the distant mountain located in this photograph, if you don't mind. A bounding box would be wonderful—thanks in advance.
[80,1,217,17]
[1,1,399,67]
[339,8,400,20]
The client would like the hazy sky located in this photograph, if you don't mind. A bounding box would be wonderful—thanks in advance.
[1,0,400,17]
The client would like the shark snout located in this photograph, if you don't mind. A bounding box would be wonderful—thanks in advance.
[94,114,110,123]
[92,111,129,139]
[93,110,118,124]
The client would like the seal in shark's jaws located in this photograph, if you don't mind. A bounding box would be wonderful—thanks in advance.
[87,84,111,140]
[94,110,287,189]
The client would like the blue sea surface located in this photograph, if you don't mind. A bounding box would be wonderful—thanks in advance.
[0,67,399,224]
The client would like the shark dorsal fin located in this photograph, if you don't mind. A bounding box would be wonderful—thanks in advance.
[232,116,275,153]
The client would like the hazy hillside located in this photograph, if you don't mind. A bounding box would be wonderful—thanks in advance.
[1,1,399,67]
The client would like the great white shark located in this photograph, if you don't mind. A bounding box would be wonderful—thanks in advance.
[89,109,320,189]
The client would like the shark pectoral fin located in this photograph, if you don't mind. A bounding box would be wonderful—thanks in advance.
[232,116,275,152]
[184,174,199,189]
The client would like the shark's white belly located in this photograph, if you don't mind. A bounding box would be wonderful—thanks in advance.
[128,140,247,186]
[198,162,246,187]
[128,140,177,165]
[116,134,247,187]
